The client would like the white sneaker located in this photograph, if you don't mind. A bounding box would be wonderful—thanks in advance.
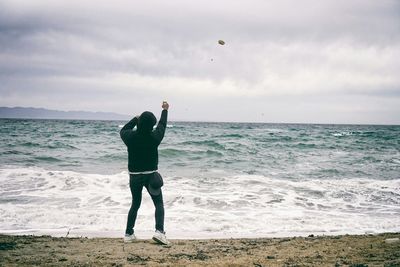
[152,230,170,245]
[124,233,137,243]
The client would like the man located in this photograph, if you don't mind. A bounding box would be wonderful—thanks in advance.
[120,101,169,245]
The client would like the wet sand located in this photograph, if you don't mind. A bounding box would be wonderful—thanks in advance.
[1,233,399,266]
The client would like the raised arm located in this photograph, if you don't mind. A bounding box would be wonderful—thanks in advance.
[120,116,139,145]
[153,101,169,144]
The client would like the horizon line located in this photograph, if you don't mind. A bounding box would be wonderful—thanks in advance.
[1,106,399,126]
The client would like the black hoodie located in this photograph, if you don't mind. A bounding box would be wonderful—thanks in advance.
[120,110,168,172]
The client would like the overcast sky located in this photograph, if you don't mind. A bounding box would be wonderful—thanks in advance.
[0,0,399,124]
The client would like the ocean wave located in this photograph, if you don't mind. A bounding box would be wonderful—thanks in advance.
[159,148,224,158]
[34,156,62,162]
[19,141,78,150]
[20,141,41,147]
[0,150,28,155]
[205,150,223,157]
[97,153,125,161]
[332,131,354,137]
[1,120,400,237]
[332,130,396,139]
[60,133,80,138]
[1,167,399,238]
[159,148,191,157]
[180,140,225,150]
[46,142,79,150]
[214,133,246,138]
[294,143,317,149]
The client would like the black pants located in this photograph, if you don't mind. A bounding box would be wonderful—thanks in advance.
[125,173,164,235]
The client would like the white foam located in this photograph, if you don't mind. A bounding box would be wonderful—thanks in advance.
[1,167,399,238]
[119,124,173,129]
[332,131,353,137]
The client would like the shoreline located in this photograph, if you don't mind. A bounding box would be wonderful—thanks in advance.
[1,233,399,266]
[3,228,393,239]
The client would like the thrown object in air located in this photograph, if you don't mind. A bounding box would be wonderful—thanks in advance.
[218,40,225,45]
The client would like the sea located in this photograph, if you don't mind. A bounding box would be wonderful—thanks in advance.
[0,118,399,239]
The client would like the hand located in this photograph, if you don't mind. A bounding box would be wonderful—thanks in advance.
[162,101,169,110]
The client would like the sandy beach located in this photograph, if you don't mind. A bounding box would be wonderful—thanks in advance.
[1,233,399,266]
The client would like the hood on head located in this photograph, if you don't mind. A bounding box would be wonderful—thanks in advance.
[137,111,156,133]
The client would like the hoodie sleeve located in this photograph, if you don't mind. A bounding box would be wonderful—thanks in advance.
[120,117,138,145]
[153,109,168,144]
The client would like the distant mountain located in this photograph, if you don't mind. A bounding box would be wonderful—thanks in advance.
[0,107,131,121]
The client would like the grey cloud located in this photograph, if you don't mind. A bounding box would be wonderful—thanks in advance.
[2,0,399,43]
[0,0,399,123]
